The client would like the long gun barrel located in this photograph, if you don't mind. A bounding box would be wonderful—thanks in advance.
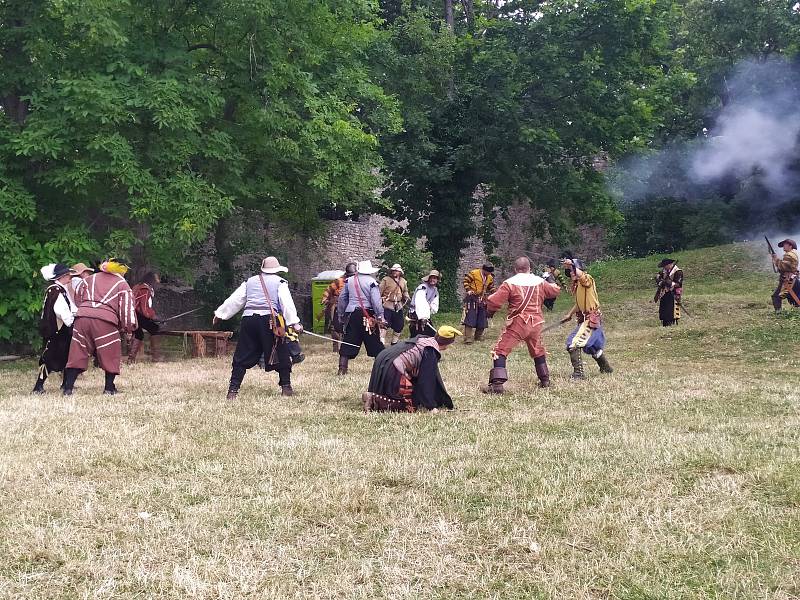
[765,236,777,273]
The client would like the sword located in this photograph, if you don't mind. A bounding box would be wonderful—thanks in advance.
[157,307,202,324]
[541,317,571,333]
[301,329,361,348]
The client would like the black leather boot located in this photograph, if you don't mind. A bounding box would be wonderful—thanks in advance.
[593,351,614,373]
[534,356,550,388]
[481,367,508,394]
[569,348,586,380]
[338,355,349,376]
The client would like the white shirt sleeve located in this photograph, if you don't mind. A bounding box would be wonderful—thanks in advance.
[215,283,247,320]
[53,292,75,328]
[278,282,299,326]
[430,292,439,316]
[414,288,431,320]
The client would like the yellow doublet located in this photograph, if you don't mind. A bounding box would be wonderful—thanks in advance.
[572,272,600,313]
[463,268,494,295]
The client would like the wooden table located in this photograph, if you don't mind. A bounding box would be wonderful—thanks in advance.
[159,330,233,358]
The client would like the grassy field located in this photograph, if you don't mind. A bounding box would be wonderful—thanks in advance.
[1,242,799,599]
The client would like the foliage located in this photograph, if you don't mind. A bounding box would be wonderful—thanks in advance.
[376,228,433,291]
[0,0,399,345]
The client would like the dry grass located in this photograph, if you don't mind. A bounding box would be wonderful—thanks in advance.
[1,243,799,599]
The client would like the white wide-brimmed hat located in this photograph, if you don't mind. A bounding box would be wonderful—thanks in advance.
[389,263,404,273]
[261,256,288,274]
[356,260,379,275]
[421,269,441,282]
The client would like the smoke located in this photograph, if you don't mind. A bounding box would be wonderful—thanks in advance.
[612,58,800,207]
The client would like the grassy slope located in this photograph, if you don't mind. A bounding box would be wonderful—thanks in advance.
[1,243,798,599]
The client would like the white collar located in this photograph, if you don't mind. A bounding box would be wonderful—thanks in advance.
[505,273,544,286]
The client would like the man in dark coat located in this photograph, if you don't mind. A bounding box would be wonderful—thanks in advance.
[655,258,684,326]
[33,263,77,393]
[362,325,461,413]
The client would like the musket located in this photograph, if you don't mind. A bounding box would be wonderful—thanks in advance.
[301,329,360,348]
[158,307,202,324]
[765,235,777,273]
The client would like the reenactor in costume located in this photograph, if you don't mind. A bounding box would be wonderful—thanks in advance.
[462,262,495,343]
[408,270,441,337]
[541,259,564,311]
[481,257,560,394]
[214,257,303,399]
[336,260,385,375]
[62,258,138,395]
[128,271,162,363]
[561,256,613,379]
[362,325,460,413]
[654,258,684,326]
[320,262,356,352]
[772,239,800,311]
[379,263,410,345]
[33,263,77,393]
[70,262,94,298]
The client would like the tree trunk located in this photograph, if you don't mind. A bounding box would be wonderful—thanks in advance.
[445,0,454,30]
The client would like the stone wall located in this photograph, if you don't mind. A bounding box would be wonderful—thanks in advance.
[157,204,607,326]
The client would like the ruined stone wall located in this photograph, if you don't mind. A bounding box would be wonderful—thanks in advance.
[157,204,607,326]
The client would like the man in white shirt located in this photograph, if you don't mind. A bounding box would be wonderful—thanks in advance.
[33,263,77,393]
[408,270,441,337]
[213,257,303,400]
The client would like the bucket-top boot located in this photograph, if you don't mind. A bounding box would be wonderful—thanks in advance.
[593,350,614,373]
[534,356,551,388]
[481,367,508,394]
[569,348,586,380]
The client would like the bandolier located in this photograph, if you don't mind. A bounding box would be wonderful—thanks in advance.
[363,326,460,412]
[337,260,385,375]
[482,257,560,393]
[654,258,684,326]
[214,256,302,399]
[33,263,77,393]
[379,264,410,345]
[562,257,613,380]
[462,263,495,343]
[408,270,441,337]
[63,259,138,395]
[772,239,800,311]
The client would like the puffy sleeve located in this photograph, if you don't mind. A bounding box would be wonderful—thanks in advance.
[119,282,138,333]
[577,272,594,288]
[413,287,431,319]
[430,291,439,315]
[278,282,299,326]
[370,281,384,318]
[53,293,75,328]
[486,282,510,314]
[542,281,561,300]
[215,282,247,320]
[486,274,496,294]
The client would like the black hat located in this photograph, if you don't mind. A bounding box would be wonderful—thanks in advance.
[658,258,676,268]
[778,239,798,250]
[546,258,557,268]
[482,262,495,273]
[51,263,73,280]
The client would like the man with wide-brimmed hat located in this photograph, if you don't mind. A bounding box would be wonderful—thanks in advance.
[69,262,94,298]
[561,255,613,380]
[363,325,460,413]
[655,258,684,326]
[481,257,560,393]
[321,262,356,352]
[336,259,385,375]
[379,263,410,345]
[772,239,800,311]
[33,263,77,393]
[462,262,496,343]
[408,270,441,337]
[213,256,302,399]
[62,258,138,395]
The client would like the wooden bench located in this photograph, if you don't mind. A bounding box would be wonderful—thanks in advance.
[159,330,233,358]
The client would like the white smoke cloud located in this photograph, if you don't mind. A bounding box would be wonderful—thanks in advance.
[613,58,800,205]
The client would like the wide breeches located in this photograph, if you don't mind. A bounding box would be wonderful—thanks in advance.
[67,317,122,374]
[492,318,545,359]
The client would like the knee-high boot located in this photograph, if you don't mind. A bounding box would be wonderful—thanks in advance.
[593,350,614,373]
[534,355,550,388]
[568,348,585,380]
[338,355,348,376]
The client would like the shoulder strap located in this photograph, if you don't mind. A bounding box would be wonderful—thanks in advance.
[257,274,278,321]
[353,275,370,317]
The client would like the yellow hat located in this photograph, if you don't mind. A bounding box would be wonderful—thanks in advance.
[99,258,129,276]
[436,325,462,339]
